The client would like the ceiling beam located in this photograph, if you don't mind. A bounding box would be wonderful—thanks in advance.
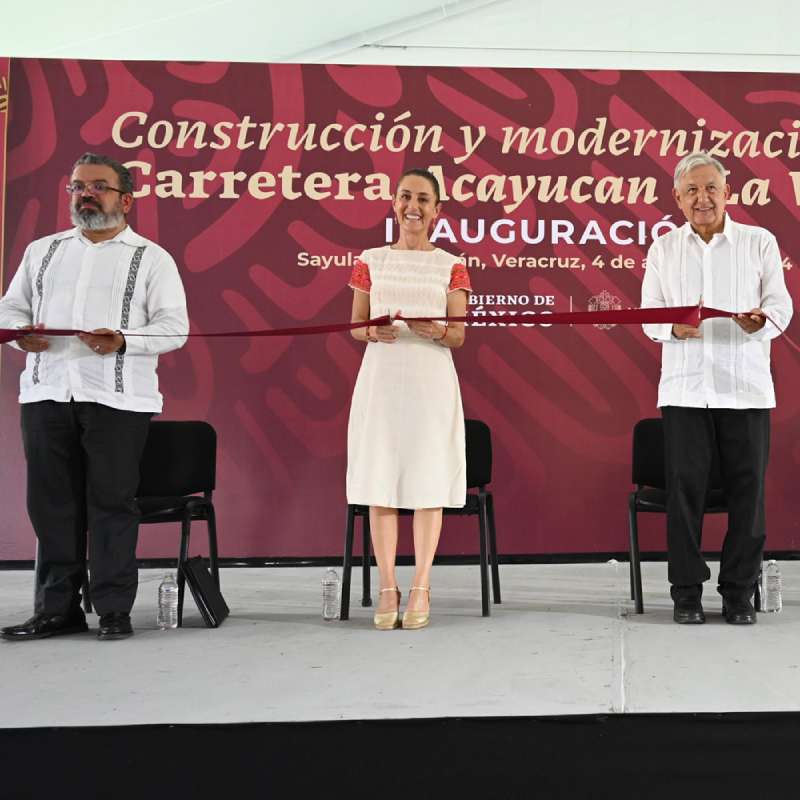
[282,0,510,63]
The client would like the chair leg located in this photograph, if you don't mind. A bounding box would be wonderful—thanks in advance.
[361,511,372,607]
[487,492,501,604]
[206,504,220,589]
[478,490,491,617]
[341,506,355,621]
[628,495,644,614]
[754,561,763,612]
[177,517,191,627]
[629,555,635,601]
[82,573,93,614]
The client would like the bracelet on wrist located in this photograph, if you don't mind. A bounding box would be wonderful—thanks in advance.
[437,322,449,343]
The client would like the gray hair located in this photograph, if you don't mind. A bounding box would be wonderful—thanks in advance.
[673,151,727,188]
[72,152,134,194]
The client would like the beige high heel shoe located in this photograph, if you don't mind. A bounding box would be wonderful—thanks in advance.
[373,587,402,630]
[401,586,430,630]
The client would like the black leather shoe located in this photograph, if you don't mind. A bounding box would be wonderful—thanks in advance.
[722,597,757,625]
[97,612,133,640]
[1,610,88,640]
[673,598,705,624]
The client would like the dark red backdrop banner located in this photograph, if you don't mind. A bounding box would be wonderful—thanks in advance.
[1,59,799,560]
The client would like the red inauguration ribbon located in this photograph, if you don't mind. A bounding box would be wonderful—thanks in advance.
[400,305,707,326]
[0,305,788,344]
[0,316,395,345]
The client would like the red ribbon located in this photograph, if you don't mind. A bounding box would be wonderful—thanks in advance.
[399,305,707,326]
[0,317,394,345]
[0,305,787,344]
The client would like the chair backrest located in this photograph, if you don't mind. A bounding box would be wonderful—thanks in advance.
[631,417,722,490]
[137,420,217,497]
[465,419,492,488]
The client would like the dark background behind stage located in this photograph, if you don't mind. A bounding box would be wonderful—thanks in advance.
[1,58,799,559]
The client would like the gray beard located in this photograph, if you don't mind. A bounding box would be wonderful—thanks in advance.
[71,206,125,231]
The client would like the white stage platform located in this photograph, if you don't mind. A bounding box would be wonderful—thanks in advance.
[1,561,799,729]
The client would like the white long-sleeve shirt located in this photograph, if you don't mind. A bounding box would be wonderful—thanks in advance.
[0,225,188,412]
[641,214,793,409]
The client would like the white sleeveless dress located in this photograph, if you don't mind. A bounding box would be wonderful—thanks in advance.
[346,246,469,509]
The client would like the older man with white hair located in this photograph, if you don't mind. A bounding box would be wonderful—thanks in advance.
[642,151,792,625]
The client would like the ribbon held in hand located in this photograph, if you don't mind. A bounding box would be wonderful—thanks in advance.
[0,305,789,344]
[397,305,708,326]
[0,316,395,345]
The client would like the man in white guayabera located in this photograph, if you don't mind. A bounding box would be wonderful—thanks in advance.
[0,152,188,641]
[641,151,792,626]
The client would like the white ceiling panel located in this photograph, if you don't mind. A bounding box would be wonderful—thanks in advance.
[0,0,449,61]
[373,0,797,57]
[1,0,799,71]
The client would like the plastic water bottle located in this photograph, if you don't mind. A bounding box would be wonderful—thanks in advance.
[322,568,340,621]
[157,573,179,629]
[763,560,782,613]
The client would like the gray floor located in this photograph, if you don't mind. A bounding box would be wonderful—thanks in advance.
[1,561,799,728]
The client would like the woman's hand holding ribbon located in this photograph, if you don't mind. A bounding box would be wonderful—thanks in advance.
[371,312,400,344]
[404,314,445,340]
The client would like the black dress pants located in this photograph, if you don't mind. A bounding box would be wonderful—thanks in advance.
[21,401,152,616]
[661,406,770,599]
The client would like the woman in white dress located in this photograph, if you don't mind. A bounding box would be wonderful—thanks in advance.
[347,168,472,630]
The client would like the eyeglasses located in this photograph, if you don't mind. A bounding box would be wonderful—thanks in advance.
[65,181,127,196]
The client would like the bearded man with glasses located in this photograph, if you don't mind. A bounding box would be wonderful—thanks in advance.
[0,152,188,641]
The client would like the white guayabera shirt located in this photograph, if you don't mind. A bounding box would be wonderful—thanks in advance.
[641,214,793,409]
[0,226,188,413]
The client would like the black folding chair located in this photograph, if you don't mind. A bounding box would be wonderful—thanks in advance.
[136,420,219,626]
[341,418,501,619]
